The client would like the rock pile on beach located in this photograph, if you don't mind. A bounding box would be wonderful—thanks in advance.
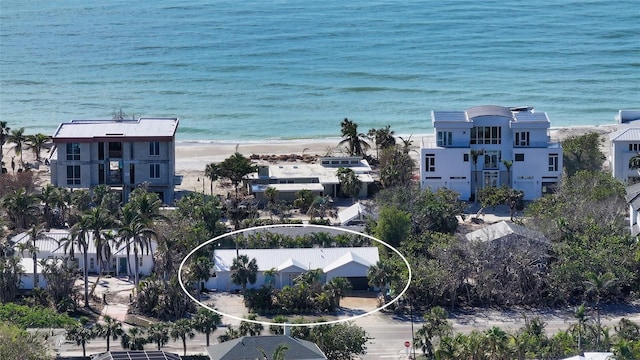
[250,153,318,163]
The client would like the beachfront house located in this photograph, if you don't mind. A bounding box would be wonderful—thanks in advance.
[206,247,379,291]
[625,182,640,236]
[247,156,374,204]
[11,229,156,289]
[49,117,181,204]
[419,105,563,201]
[609,110,640,184]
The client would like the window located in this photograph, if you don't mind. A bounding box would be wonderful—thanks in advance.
[515,153,525,161]
[629,144,640,152]
[149,141,160,156]
[548,154,559,172]
[89,258,95,270]
[437,131,452,146]
[463,153,469,162]
[515,132,530,147]
[66,165,81,185]
[66,143,80,160]
[138,257,143,267]
[108,142,123,158]
[484,151,501,169]
[470,126,501,144]
[425,154,435,172]
[149,163,160,179]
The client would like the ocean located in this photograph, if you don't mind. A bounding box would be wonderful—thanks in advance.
[0,0,638,141]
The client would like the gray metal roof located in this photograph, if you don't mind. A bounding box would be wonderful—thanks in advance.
[465,221,548,243]
[214,247,379,272]
[625,182,640,206]
[465,105,513,119]
[513,112,549,122]
[432,111,468,122]
[53,117,178,140]
[206,336,327,360]
[617,110,640,124]
[611,128,640,142]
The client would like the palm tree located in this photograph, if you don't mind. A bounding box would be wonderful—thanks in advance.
[0,121,10,169]
[65,320,95,358]
[1,187,41,230]
[483,326,510,360]
[84,206,115,278]
[204,162,221,195]
[7,127,27,167]
[170,318,195,356]
[368,125,396,160]
[192,308,222,347]
[572,304,590,352]
[147,322,170,350]
[336,167,362,202]
[94,315,123,352]
[65,216,93,307]
[339,118,370,157]
[239,313,264,336]
[584,272,617,349]
[264,186,279,219]
[218,326,241,343]
[367,260,393,296]
[415,306,453,358]
[24,223,53,289]
[40,184,65,229]
[471,149,485,203]
[324,277,352,310]
[259,344,290,360]
[230,254,258,294]
[25,133,51,162]
[121,327,148,350]
[188,256,214,300]
[116,206,156,288]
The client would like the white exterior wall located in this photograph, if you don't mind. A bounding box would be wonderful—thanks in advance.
[420,106,562,201]
[421,147,471,199]
[611,140,640,182]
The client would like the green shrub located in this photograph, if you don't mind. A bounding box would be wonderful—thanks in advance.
[0,302,77,328]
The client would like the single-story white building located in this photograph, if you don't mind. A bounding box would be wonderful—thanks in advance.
[11,229,156,289]
[207,247,379,291]
[247,156,374,204]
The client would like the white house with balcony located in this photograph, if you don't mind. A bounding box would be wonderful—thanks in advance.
[419,105,563,201]
[610,110,640,184]
[49,117,181,204]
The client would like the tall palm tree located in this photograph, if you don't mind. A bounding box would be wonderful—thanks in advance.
[192,308,222,347]
[7,127,27,167]
[84,206,115,278]
[25,133,51,162]
[368,125,396,160]
[24,223,53,289]
[147,322,170,350]
[584,272,617,349]
[0,121,10,169]
[367,260,393,296]
[94,315,123,352]
[40,184,65,229]
[414,306,453,358]
[204,162,221,195]
[116,207,156,288]
[1,187,41,230]
[170,318,195,356]
[339,118,370,157]
[230,254,258,294]
[66,217,92,307]
[188,256,214,300]
[483,326,510,360]
[501,159,513,187]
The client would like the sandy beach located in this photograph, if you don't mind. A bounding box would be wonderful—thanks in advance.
[1,124,618,195]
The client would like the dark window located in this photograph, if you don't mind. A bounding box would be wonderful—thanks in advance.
[515,153,525,161]
[66,143,80,161]
[463,153,469,162]
[66,165,81,185]
[425,154,435,172]
[150,163,160,179]
[98,142,104,160]
[149,141,160,156]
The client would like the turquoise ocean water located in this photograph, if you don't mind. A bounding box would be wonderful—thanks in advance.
[0,1,638,141]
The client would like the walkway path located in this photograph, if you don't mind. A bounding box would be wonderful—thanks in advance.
[82,275,135,323]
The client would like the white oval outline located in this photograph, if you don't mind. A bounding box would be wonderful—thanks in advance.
[178,224,412,327]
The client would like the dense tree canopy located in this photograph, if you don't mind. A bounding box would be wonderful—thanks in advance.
[562,132,606,176]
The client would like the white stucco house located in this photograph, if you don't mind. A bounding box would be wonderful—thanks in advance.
[247,156,374,203]
[610,110,640,184]
[11,229,156,290]
[420,105,563,201]
[206,247,379,291]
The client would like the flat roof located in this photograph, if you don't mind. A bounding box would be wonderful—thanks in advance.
[52,117,179,141]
